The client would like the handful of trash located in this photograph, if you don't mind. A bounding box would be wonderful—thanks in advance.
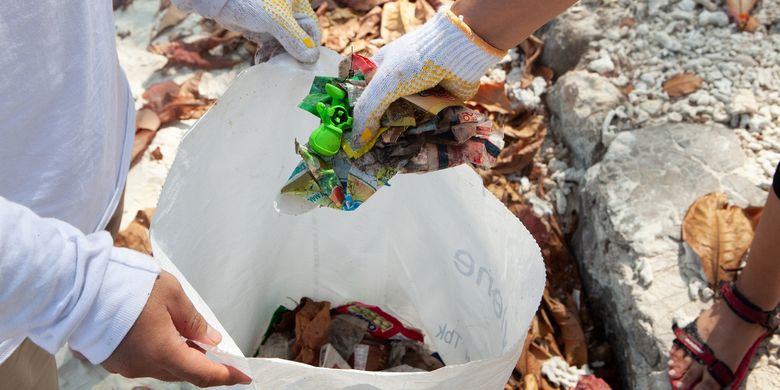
[280,54,505,211]
[256,298,445,372]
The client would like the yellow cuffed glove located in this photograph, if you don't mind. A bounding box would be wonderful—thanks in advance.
[350,6,506,150]
[174,0,321,63]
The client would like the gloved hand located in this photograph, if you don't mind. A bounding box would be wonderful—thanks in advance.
[173,0,321,63]
[351,6,506,149]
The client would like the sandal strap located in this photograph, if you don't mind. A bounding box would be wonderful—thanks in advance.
[721,282,780,331]
[672,322,735,387]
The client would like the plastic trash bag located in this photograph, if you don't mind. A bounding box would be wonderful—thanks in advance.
[150,48,545,389]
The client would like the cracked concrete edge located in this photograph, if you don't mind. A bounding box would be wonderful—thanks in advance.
[571,123,769,388]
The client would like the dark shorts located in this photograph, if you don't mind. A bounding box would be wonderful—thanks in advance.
[774,163,779,198]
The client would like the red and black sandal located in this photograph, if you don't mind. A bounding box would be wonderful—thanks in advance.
[670,282,779,389]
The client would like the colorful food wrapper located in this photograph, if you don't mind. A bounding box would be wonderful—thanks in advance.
[333,302,425,343]
[280,54,504,211]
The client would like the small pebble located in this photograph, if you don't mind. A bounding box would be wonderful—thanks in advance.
[589,55,616,73]
[698,10,729,27]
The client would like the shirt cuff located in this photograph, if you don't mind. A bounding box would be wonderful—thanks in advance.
[67,247,161,364]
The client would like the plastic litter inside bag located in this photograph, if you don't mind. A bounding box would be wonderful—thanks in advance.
[255,298,445,373]
[278,54,505,213]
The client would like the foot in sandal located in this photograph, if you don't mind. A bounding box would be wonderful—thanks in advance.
[668,282,778,389]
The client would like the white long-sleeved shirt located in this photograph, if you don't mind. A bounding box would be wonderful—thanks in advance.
[0,2,160,364]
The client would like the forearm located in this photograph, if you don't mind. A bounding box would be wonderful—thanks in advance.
[0,196,160,363]
[452,0,576,50]
[736,167,780,310]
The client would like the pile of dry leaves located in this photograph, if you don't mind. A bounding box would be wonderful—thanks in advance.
[470,34,615,390]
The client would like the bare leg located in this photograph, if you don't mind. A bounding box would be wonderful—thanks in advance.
[668,188,780,389]
[737,188,780,308]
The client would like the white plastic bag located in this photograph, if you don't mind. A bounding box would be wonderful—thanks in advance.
[150,48,545,390]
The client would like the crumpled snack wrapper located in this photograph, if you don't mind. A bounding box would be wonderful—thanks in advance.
[280,54,504,211]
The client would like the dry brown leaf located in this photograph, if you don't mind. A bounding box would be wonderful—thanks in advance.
[663,73,703,97]
[153,5,189,40]
[538,305,562,358]
[508,204,549,249]
[519,337,554,383]
[398,0,428,32]
[426,0,453,9]
[150,146,164,161]
[150,34,244,69]
[114,0,133,11]
[544,292,588,367]
[479,170,523,206]
[743,15,759,32]
[381,1,404,43]
[143,80,180,110]
[335,0,391,12]
[416,0,436,22]
[356,6,383,40]
[620,18,636,28]
[523,374,539,390]
[114,209,156,255]
[469,82,515,115]
[535,65,554,83]
[291,298,331,366]
[516,326,535,375]
[132,74,213,168]
[682,192,755,286]
[725,0,758,30]
[491,115,546,174]
[136,108,161,132]
[142,73,215,126]
[518,36,544,89]
[545,216,583,292]
[131,129,157,169]
[312,0,340,12]
[507,374,522,389]
[321,7,362,52]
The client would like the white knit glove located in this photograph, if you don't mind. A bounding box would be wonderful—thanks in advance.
[351,7,505,149]
[173,0,321,63]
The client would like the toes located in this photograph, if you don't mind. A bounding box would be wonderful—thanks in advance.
[678,362,704,389]
[668,345,692,379]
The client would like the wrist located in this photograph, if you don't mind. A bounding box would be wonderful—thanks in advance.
[441,7,506,57]
[67,248,161,363]
[408,8,505,83]
[450,2,514,51]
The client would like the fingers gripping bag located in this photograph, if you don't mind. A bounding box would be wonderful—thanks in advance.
[150,48,545,389]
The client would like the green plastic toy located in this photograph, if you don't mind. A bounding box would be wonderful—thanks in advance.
[308,83,353,157]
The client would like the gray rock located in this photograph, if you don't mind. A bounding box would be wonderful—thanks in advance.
[540,6,602,77]
[546,70,624,167]
[572,123,769,389]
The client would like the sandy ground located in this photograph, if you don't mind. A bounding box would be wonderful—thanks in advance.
[115,0,248,230]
